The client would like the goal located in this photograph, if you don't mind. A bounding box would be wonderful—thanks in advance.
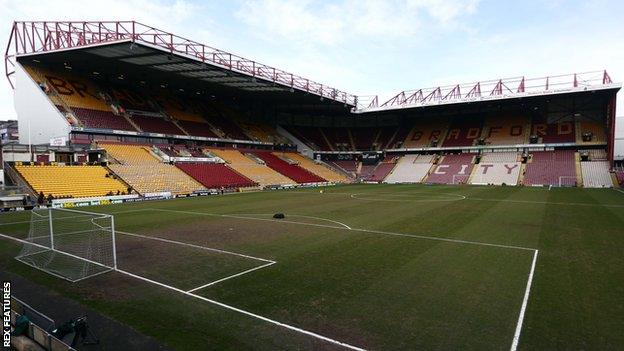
[16,208,117,282]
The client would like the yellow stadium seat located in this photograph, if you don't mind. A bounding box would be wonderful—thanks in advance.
[208,148,295,186]
[276,152,349,183]
[101,143,205,195]
[15,164,128,198]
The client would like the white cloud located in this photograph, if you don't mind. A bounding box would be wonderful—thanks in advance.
[236,0,480,46]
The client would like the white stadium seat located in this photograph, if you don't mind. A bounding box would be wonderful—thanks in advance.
[384,154,435,183]
[581,161,613,188]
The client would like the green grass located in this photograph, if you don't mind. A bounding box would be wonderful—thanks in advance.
[1,184,623,350]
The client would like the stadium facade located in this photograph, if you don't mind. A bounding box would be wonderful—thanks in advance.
[2,21,622,208]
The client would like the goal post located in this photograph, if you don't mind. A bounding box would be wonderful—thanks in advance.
[16,208,117,282]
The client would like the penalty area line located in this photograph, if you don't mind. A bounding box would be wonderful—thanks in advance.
[114,268,366,351]
[0,231,363,350]
[510,249,539,351]
[186,261,276,293]
[116,230,273,263]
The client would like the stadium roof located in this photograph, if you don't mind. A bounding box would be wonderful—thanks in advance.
[4,21,357,107]
[355,71,620,114]
[4,21,621,115]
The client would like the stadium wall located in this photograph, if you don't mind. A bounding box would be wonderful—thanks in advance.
[14,63,71,145]
[615,115,624,160]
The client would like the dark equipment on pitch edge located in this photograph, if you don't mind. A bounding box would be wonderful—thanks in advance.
[273,213,285,219]
[51,316,99,347]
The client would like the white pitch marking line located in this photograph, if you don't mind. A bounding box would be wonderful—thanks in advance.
[614,188,624,195]
[349,192,466,203]
[151,209,348,232]
[231,213,352,230]
[186,261,276,293]
[152,208,536,252]
[510,249,539,351]
[0,231,363,350]
[115,268,366,351]
[116,230,273,263]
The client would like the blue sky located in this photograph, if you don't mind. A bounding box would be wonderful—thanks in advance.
[0,0,622,122]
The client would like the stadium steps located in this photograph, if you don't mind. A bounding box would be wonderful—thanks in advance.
[347,130,356,151]
[611,173,620,187]
[319,128,335,151]
[575,121,582,143]
[252,151,326,183]
[208,148,295,187]
[170,117,190,136]
[518,163,527,185]
[2,162,39,199]
[371,130,382,150]
[122,113,142,132]
[467,162,479,184]
[273,152,349,183]
[575,152,583,187]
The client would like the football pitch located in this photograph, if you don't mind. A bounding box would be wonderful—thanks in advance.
[1,184,624,350]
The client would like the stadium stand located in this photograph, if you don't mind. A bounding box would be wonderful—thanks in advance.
[252,151,326,183]
[363,156,397,182]
[579,149,613,188]
[176,163,257,189]
[15,164,127,198]
[236,119,285,143]
[101,143,205,195]
[376,126,400,150]
[442,117,484,147]
[322,128,352,151]
[578,119,607,144]
[352,128,378,150]
[384,154,435,183]
[283,126,330,151]
[470,152,521,185]
[426,153,476,184]
[177,120,219,138]
[71,108,136,131]
[208,148,295,186]
[482,115,530,145]
[358,164,376,180]
[581,161,613,188]
[130,115,185,135]
[277,152,350,183]
[203,113,250,140]
[24,65,138,131]
[616,171,624,186]
[531,118,576,143]
[329,160,358,177]
[523,150,577,186]
[404,118,449,148]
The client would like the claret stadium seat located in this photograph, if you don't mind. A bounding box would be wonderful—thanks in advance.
[208,148,295,186]
[176,163,258,189]
[251,151,326,183]
[523,150,577,186]
[425,153,476,184]
[277,152,349,183]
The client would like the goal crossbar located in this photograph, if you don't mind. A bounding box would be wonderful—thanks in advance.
[15,208,117,282]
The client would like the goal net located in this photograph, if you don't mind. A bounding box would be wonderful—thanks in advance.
[16,208,117,282]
